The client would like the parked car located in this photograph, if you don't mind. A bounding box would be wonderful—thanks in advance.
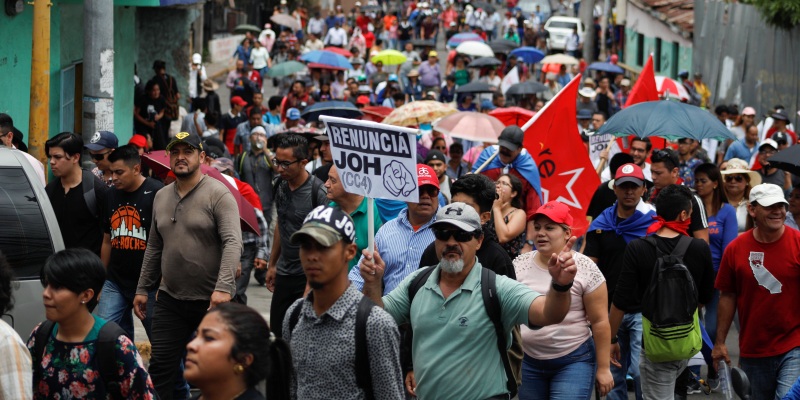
[0,148,63,338]
[544,16,585,52]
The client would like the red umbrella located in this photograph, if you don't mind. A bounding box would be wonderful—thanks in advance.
[323,47,353,57]
[141,151,261,235]
[489,107,536,127]
[307,62,348,71]
[360,106,393,123]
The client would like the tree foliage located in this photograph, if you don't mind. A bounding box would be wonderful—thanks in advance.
[739,0,800,30]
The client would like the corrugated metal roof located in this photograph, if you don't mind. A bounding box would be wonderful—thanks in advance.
[632,0,694,36]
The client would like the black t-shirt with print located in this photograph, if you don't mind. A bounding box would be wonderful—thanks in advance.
[134,96,166,135]
[104,178,164,290]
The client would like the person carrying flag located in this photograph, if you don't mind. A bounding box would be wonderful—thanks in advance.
[472,125,543,254]
[584,163,655,400]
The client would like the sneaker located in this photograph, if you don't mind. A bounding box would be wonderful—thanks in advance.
[687,379,702,395]
[706,377,720,391]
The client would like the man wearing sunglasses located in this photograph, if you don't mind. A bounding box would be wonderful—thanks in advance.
[360,202,577,400]
[349,164,440,295]
[85,130,119,187]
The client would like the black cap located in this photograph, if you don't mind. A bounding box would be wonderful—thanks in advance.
[771,109,790,121]
[166,132,204,151]
[498,126,524,151]
[424,149,446,164]
[290,205,356,246]
[203,138,226,159]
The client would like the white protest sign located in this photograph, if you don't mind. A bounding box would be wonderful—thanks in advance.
[321,116,420,203]
[587,132,620,168]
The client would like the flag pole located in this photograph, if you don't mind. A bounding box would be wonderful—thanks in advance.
[367,197,375,257]
[595,135,618,174]
[473,150,498,173]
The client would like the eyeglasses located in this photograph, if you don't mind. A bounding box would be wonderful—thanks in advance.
[90,150,113,161]
[760,149,777,155]
[432,227,476,242]
[272,158,301,169]
[420,186,440,197]
[724,175,745,183]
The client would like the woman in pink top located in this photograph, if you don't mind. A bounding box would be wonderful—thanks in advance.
[513,201,615,399]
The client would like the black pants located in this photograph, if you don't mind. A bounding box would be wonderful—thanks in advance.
[270,273,307,338]
[149,291,209,400]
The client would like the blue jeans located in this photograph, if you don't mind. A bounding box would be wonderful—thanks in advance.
[608,313,643,400]
[234,244,257,304]
[519,338,596,400]
[94,279,156,341]
[740,346,800,400]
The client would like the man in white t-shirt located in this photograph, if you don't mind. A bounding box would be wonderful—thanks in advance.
[0,113,45,185]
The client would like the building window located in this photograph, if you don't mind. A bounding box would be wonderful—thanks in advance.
[60,65,75,133]
[636,33,644,66]
[655,38,662,72]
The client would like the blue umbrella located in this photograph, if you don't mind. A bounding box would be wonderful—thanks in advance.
[587,61,624,74]
[300,101,363,122]
[447,32,485,48]
[299,50,353,70]
[509,47,545,64]
[598,100,737,141]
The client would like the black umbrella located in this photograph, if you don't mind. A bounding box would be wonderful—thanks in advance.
[468,57,502,68]
[456,81,495,94]
[767,144,800,175]
[301,101,363,122]
[410,39,436,47]
[489,39,520,54]
[505,81,548,96]
[472,1,496,13]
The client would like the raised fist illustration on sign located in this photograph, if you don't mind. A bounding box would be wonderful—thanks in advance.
[383,160,417,197]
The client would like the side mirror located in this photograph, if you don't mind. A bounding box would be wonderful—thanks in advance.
[731,367,750,400]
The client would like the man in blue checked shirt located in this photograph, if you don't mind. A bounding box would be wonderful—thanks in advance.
[348,164,440,294]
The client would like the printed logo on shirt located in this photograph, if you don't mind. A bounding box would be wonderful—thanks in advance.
[748,251,783,294]
[458,316,469,327]
[110,205,148,251]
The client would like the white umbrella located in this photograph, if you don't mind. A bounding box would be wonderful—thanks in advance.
[270,14,301,31]
[456,41,494,58]
[540,53,580,65]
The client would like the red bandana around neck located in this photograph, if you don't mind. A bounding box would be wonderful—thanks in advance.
[646,215,690,236]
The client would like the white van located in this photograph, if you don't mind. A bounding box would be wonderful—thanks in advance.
[544,16,585,51]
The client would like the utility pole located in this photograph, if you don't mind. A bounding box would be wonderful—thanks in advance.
[580,0,595,62]
[599,0,610,60]
[28,0,52,166]
[82,0,114,146]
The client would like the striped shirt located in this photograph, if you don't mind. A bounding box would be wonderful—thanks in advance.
[349,208,436,294]
[0,319,32,400]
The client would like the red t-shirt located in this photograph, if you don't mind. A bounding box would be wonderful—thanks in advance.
[716,227,800,358]
[766,127,797,146]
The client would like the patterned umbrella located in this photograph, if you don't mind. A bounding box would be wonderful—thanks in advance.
[655,76,690,101]
[382,101,458,127]
[432,112,505,143]
[447,32,485,48]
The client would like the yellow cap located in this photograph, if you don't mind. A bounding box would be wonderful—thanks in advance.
[429,50,438,58]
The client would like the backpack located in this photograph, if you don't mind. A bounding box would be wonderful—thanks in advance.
[31,320,130,398]
[288,294,377,400]
[407,266,518,398]
[81,169,100,219]
[272,175,323,209]
[640,235,702,363]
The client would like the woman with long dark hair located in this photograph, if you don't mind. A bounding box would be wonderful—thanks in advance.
[490,173,527,260]
[185,302,293,400]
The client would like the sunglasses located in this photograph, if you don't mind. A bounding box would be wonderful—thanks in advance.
[725,175,746,183]
[90,150,113,161]
[433,228,476,242]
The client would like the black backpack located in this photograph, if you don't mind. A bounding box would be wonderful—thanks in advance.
[288,293,377,400]
[407,266,518,398]
[31,320,130,398]
[81,169,101,218]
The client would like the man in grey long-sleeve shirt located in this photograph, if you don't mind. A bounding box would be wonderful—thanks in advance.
[134,132,242,400]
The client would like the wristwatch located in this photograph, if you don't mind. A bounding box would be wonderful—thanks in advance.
[551,281,574,292]
[525,239,535,247]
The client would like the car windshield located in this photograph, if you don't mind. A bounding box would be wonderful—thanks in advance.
[0,167,54,280]
[548,20,577,30]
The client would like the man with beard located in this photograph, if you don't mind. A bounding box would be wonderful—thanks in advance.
[283,205,404,399]
[360,202,577,400]
[134,132,242,400]
[348,165,440,295]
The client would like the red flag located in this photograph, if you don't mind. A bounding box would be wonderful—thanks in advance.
[521,74,600,237]
[617,54,669,152]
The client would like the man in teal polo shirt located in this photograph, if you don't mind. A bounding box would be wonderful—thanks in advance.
[325,165,383,271]
[360,202,578,400]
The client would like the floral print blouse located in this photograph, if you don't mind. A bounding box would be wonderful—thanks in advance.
[26,316,156,400]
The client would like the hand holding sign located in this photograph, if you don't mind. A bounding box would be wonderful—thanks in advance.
[383,160,417,197]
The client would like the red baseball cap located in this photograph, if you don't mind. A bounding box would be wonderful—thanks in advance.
[357,95,370,105]
[417,164,440,189]
[231,96,248,107]
[614,163,645,187]
[128,134,148,149]
[532,201,573,226]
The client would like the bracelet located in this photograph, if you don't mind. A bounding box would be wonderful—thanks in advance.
[611,335,618,344]
[551,281,573,292]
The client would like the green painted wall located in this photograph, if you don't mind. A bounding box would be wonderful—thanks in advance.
[624,28,639,67]
[0,9,34,135]
[678,46,692,78]
[115,6,136,142]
